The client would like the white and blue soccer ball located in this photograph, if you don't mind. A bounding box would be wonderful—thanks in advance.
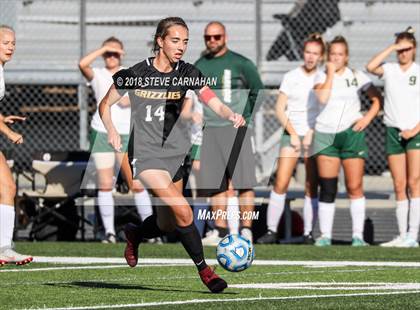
[216,234,255,272]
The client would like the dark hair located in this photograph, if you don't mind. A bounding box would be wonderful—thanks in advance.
[303,32,326,58]
[102,36,124,49]
[328,35,349,56]
[395,26,417,47]
[153,17,189,54]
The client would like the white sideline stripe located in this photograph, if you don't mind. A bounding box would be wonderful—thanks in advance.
[30,256,420,267]
[231,282,420,290]
[20,291,420,310]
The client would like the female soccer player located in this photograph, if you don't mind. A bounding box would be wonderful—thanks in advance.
[0,25,32,265]
[313,36,381,246]
[79,37,153,243]
[257,33,324,245]
[99,17,245,293]
[366,27,420,247]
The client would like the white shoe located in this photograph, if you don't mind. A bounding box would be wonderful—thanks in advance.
[102,233,117,244]
[147,237,163,244]
[0,246,33,265]
[380,236,405,247]
[395,236,419,248]
[240,228,253,244]
[201,229,222,246]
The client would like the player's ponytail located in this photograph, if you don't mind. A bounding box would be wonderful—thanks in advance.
[303,32,326,63]
[153,17,189,54]
[395,26,417,47]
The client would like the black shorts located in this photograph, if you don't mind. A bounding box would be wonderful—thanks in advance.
[198,126,257,196]
[132,155,189,183]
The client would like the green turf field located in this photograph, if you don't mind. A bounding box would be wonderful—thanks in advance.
[1,242,420,309]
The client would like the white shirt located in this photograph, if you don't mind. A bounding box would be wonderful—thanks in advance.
[381,62,420,130]
[314,67,372,133]
[279,67,320,135]
[185,90,203,146]
[90,67,131,134]
[0,65,5,101]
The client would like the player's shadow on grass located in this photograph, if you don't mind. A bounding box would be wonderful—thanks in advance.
[46,281,237,295]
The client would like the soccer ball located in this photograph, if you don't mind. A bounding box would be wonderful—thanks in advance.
[216,234,255,272]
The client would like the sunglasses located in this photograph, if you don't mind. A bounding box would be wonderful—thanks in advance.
[397,47,414,53]
[204,34,223,41]
[104,52,120,58]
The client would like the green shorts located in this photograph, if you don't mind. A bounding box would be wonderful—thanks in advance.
[280,132,304,148]
[386,127,420,155]
[314,127,368,159]
[89,129,130,153]
[190,144,201,161]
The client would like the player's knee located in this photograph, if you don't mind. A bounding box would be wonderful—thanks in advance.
[0,179,16,198]
[175,207,193,227]
[319,177,338,203]
[346,180,363,197]
[393,178,407,195]
[408,176,420,194]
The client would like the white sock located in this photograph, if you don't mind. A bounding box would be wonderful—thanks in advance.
[408,197,420,241]
[350,197,366,239]
[227,196,240,234]
[134,190,153,221]
[97,191,115,235]
[0,204,15,248]
[266,191,286,233]
[303,196,318,236]
[318,201,335,239]
[396,200,409,238]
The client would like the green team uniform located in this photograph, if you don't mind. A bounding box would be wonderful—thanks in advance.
[386,127,420,155]
[195,50,264,127]
[314,128,368,159]
[195,50,263,193]
[89,129,130,153]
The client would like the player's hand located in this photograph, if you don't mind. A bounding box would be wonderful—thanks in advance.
[353,117,370,132]
[394,41,413,52]
[7,130,23,144]
[326,62,336,75]
[302,130,314,151]
[290,134,301,152]
[108,129,122,152]
[400,129,415,140]
[4,115,26,124]
[229,113,246,128]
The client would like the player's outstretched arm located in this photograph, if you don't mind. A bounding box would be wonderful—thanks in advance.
[199,86,245,128]
[99,84,123,151]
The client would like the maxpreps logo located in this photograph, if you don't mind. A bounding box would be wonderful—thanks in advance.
[134,90,181,100]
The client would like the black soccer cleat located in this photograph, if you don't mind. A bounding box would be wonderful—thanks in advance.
[256,230,277,244]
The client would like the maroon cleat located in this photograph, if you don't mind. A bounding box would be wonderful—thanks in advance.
[199,266,228,293]
[124,223,142,267]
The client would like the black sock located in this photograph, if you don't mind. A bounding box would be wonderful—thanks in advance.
[215,226,229,238]
[139,214,163,239]
[176,223,207,271]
